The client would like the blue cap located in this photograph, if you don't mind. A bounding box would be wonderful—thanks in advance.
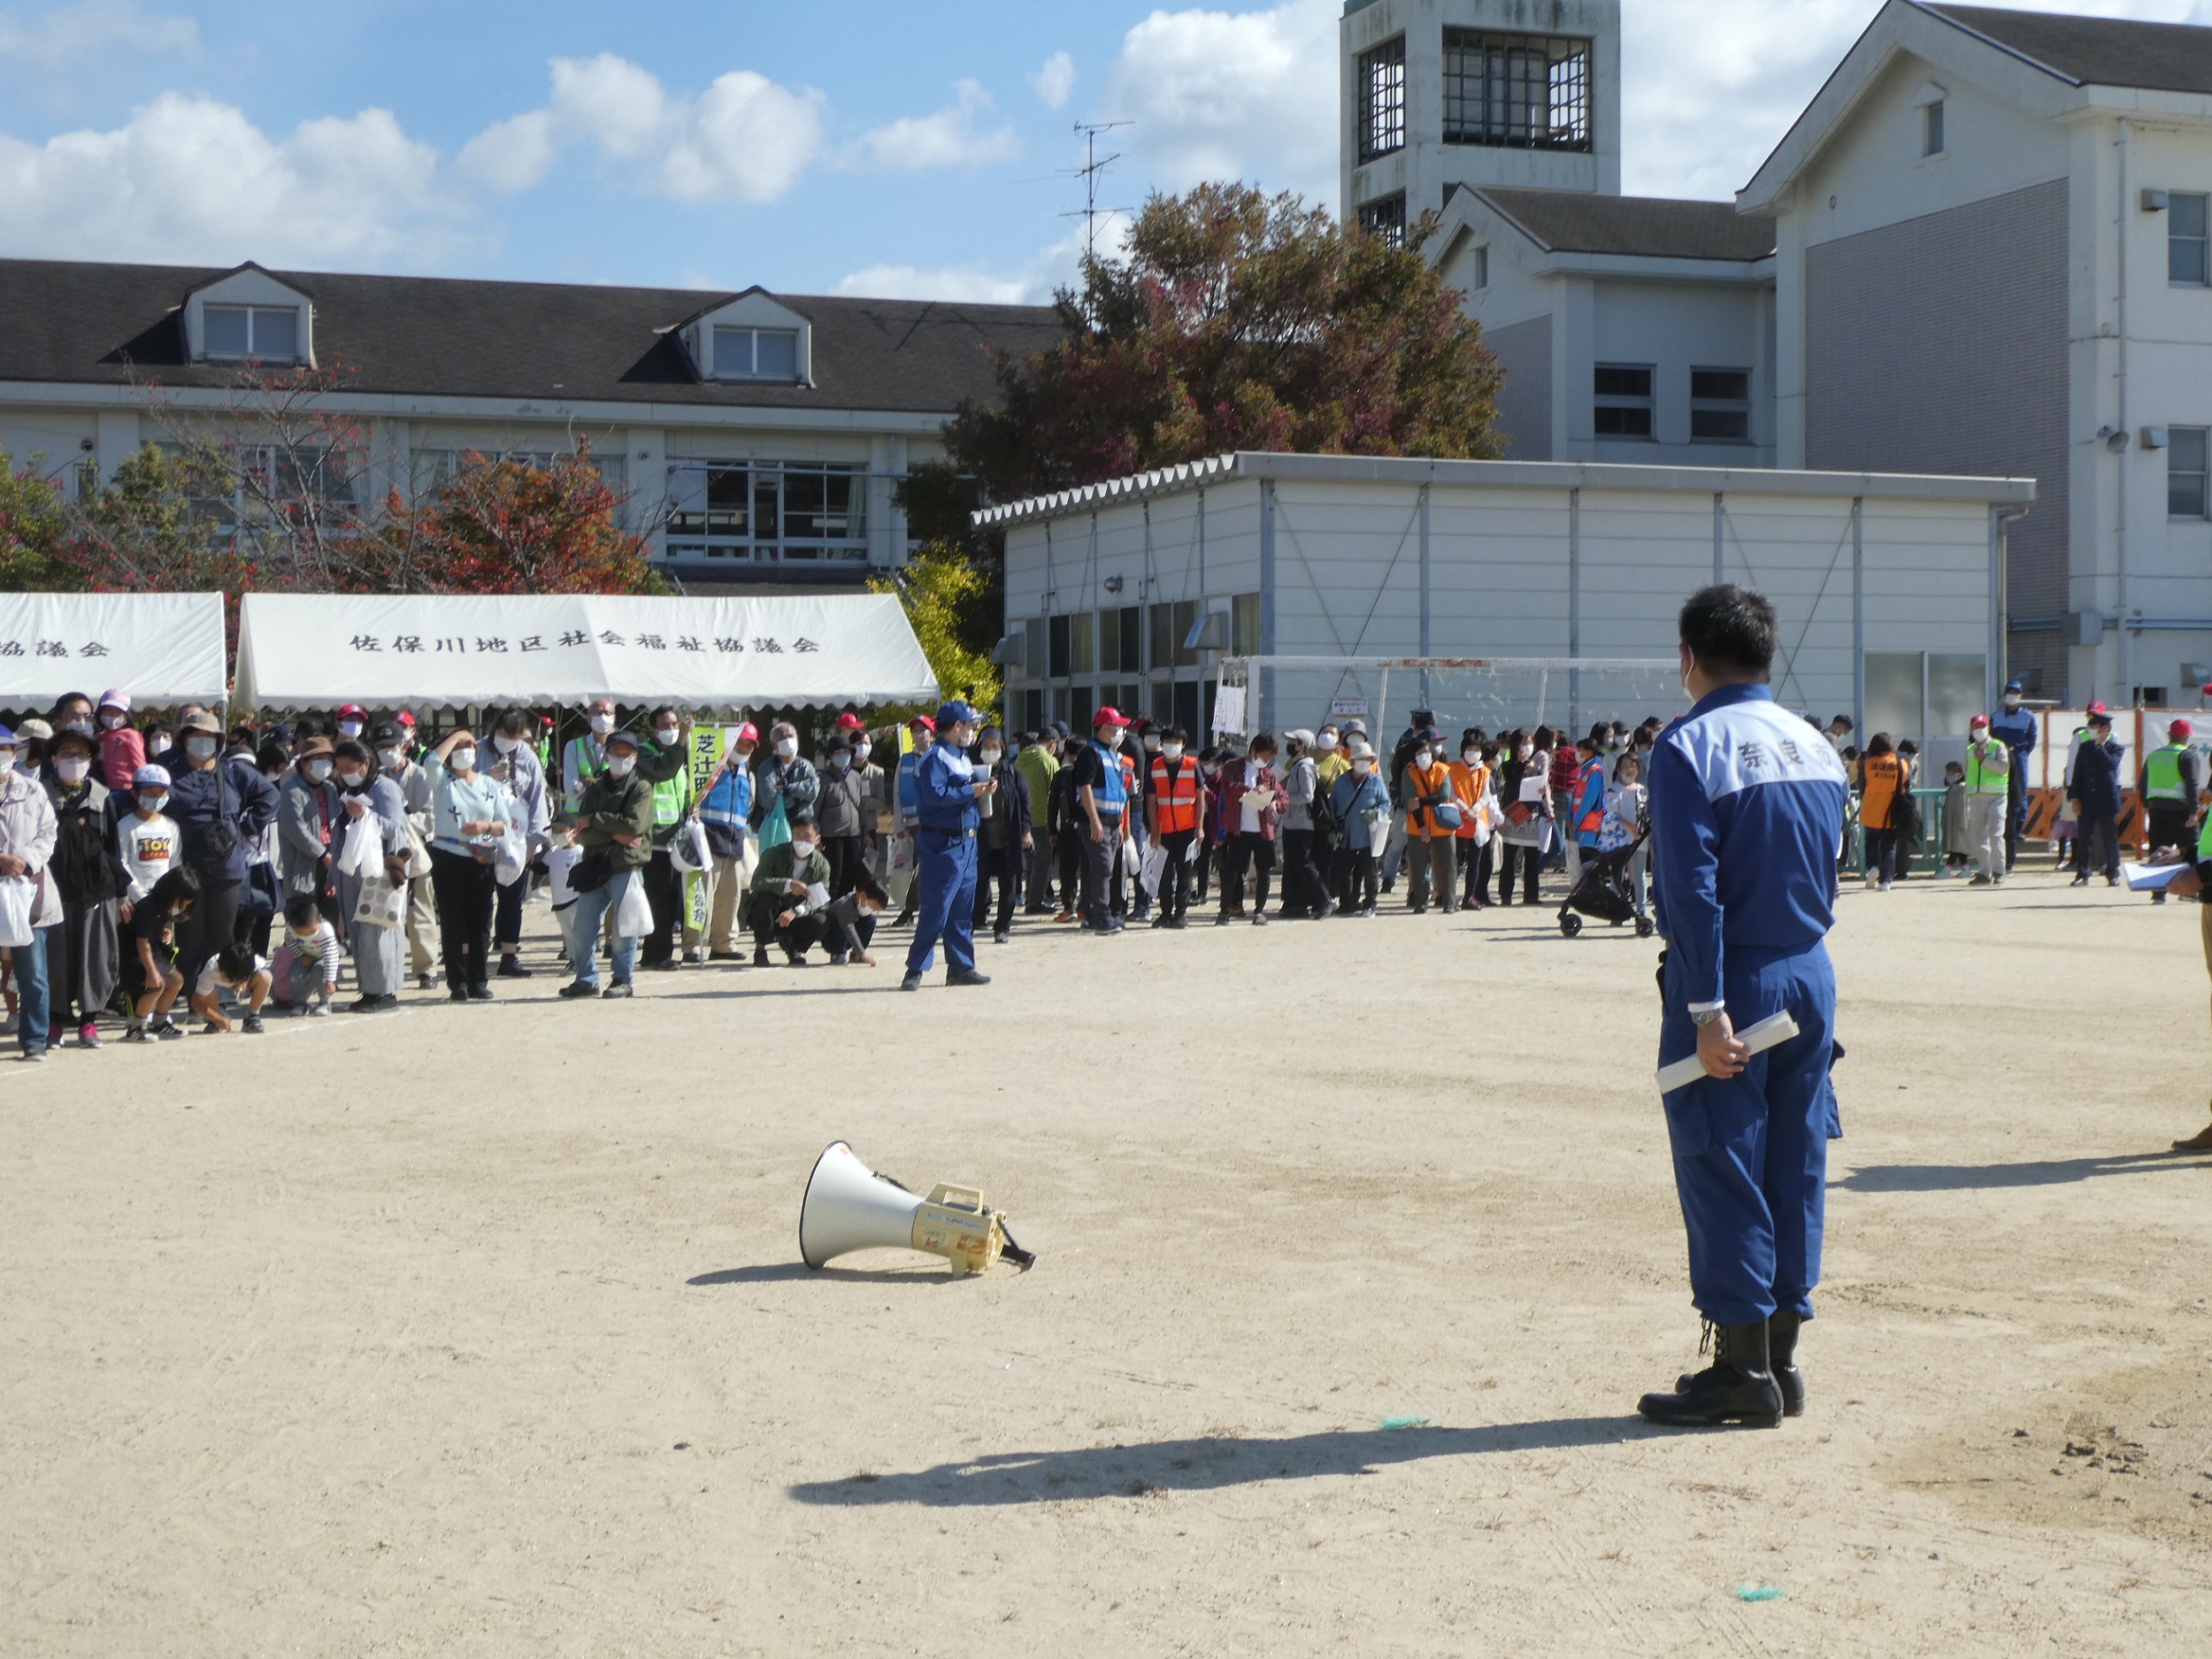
[935,700,979,728]
[0,725,14,746]
[2003,679,2024,695]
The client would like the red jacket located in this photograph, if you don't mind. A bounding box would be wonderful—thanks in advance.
[1210,757,1286,842]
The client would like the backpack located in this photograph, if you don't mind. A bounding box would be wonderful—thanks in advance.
[186,761,239,880]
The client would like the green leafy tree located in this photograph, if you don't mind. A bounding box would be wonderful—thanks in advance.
[870,542,1000,716]
[0,452,78,591]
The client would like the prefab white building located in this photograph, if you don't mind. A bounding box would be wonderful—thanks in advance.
[979,452,2033,754]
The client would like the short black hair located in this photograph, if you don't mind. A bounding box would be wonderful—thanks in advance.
[1164,725,1188,745]
[1678,585,1778,677]
[856,871,888,906]
[283,895,322,931]
[214,942,257,982]
[787,810,817,829]
[145,865,203,910]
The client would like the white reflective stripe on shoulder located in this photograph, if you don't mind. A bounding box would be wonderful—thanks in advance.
[1665,699,1849,803]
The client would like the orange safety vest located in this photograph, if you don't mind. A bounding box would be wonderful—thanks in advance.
[1449,760,1489,839]
[1405,759,1455,838]
[1150,754,1202,834]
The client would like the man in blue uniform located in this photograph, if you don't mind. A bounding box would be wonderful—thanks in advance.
[1640,586,1849,1430]
[901,701,995,992]
[1986,678,2038,872]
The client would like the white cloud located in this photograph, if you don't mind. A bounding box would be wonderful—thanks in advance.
[1032,50,1075,111]
[1106,0,1336,202]
[460,54,826,202]
[0,91,465,266]
[836,227,1090,306]
[1626,0,2212,201]
[0,0,196,64]
[850,79,1018,173]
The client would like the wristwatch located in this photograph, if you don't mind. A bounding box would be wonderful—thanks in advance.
[1690,1007,1728,1027]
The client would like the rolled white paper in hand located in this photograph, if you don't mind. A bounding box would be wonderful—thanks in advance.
[1655,1010,1801,1094]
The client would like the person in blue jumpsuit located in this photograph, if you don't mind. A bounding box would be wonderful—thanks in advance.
[1640,585,1849,1430]
[901,701,995,992]
[1986,678,2038,872]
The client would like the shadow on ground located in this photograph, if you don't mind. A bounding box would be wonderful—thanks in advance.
[1833,1151,2203,1192]
[789,1417,1655,1506]
[687,1263,947,1286]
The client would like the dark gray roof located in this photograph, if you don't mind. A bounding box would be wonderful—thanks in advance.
[1925,4,2212,95]
[1471,188,1776,262]
[0,258,1064,411]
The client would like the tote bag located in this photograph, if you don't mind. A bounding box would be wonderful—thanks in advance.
[757,795,792,852]
[614,872,654,938]
[352,872,406,931]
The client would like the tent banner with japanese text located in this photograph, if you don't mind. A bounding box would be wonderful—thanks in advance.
[232,593,936,712]
[0,591,228,707]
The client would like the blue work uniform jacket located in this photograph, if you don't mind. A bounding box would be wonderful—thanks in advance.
[1650,684,1848,1013]
[2067,734,2124,817]
[1987,703,2037,762]
[913,742,979,834]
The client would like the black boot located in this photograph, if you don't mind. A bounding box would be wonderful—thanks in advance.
[1640,1320,1784,1428]
[1678,1310,1805,1418]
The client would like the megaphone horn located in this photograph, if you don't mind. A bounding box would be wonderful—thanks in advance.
[798,1141,1035,1276]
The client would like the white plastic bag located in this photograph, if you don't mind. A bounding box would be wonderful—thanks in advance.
[338,811,382,879]
[0,874,34,949]
[493,823,528,888]
[353,872,405,931]
[1139,841,1168,897]
[614,872,653,938]
[669,816,710,876]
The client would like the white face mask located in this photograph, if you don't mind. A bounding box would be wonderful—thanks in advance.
[606,754,637,778]
[831,753,852,772]
[790,839,815,858]
[100,712,126,731]
[855,742,872,762]
[2003,695,2022,709]
[1144,735,1162,751]
[494,735,520,754]
[774,738,797,760]
[1415,749,1433,768]
[449,748,476,773]
[655,729,680,749]
[304,759,332,782]
[979,748,1002,765]
[337,721,363,740]
[1463,749,1480,764]
[338,768,367,789]
[61,719,93,738]
[55,757,90,784]
[1353,760,1372,775]
[187,736,218,761]
[378,748,405,769]
[589,711,615,736]
[1163,743,1184,760]
[1317,733,1337,749]
[139,794,167,816]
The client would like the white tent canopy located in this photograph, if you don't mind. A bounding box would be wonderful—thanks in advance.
[0,592,228,709]
[231,593,937,712]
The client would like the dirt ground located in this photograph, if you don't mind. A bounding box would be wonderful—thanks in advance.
[4,859,2211,1657]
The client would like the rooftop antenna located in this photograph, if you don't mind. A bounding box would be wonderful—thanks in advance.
[1065,120,1133,262]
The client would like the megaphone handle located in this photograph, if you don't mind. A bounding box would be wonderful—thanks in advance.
[998,1224,1037,1271]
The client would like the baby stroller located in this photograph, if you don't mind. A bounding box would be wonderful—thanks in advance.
[1557,825,1654,939]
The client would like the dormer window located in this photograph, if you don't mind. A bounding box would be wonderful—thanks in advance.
[714,326,800,381]
[204,303,299,362]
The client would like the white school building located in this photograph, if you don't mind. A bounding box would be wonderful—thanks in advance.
[980,452,2032,758]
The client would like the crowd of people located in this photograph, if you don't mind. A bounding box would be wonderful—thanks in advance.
[0,673,2187,1058]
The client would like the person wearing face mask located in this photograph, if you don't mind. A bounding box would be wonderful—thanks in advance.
[425,728,515,1002]
[41,728,127,1049]
[562,696,620,815]
[560,729,653,998]
[48,692,96,748]
[14,717,52,778]
[752,718,818,849]
[695,722,759,962]
[277,736,344,926]
[1212,733,1286,925]
[94,689,144,793]
[1398,728,1459,916]
[488,710,553,978]
[633,706,697,972]
[0,724,60,1059]
[1145,726,1203,928]
[814,733,869,901]
[901,700,995,990]
[852,726,892,894]
[1494,730,1551,907]
[1068,708,1133,934]
[969,726,1031,948]
[1274,730,1327,920]
[157,710,280,998]
[329,738,409,1011]
[1449,734,1496,910]
[369,720,439,990]
[1985,678,2037,873]
[117,764,179,907]
[1046,726,1084,924]
[331,703,370,746]
[1326,740,1390,916]
[748,810,835,965]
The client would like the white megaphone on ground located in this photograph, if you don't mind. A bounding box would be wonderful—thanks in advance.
[798,1141,1035,1277]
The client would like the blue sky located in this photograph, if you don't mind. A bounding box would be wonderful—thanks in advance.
[2,0,2208,301]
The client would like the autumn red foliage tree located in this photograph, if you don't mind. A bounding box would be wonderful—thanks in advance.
[370,442,658,595]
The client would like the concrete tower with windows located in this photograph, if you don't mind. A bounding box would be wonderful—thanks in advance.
[1340,0,1623,242]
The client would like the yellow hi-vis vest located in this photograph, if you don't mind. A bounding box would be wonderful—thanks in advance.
[2198,810,2212,863]
[2144,742,2190,803]
[651,757,692,826]
[1965,736,2010,794]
